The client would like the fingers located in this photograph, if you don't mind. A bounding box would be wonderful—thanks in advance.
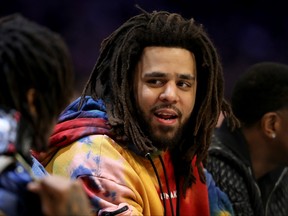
[27,176,92,216]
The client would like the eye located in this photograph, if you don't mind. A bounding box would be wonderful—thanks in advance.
[146,79,164,86]
[177,80,192,89]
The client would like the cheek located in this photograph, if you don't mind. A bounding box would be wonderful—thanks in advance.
[137,86,157,109]
[273,124,288,162]
[279,120,288,148]
[281,131,288,151]
[183,93,196,116]
[184,103,194,119]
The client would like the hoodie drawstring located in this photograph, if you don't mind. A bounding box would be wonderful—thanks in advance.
[145,153,175,216]
[159,155,175,216]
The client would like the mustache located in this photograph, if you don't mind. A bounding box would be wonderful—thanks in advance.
[150,104,182,117]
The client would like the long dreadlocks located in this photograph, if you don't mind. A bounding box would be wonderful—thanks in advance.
[0,14,74,152]
[81,10,237,195]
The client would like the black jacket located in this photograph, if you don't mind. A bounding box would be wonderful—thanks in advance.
[206,120,288,216]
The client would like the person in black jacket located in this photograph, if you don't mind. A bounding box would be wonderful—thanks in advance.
[206,61,288,216]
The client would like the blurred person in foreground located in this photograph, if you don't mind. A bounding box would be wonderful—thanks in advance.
[207,62,288,216]
[33,9,238,216]
[0,14,92,216]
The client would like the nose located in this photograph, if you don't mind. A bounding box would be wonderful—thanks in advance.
[159,83,179,103]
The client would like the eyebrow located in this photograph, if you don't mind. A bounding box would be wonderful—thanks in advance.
[143,72,195,80]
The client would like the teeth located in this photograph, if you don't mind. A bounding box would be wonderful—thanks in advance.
[157,112,175,116]
[158,112,170,116]
[156,113,176,120]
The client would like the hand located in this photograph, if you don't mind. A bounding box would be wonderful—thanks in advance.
[27,175,92,216]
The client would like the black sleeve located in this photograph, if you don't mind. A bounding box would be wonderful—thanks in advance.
[206,152,256,216]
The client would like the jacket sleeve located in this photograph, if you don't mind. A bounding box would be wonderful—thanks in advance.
[45,135,151,216]
[205,169,235,216]
[206,152,256,216]
[78,175,141,216]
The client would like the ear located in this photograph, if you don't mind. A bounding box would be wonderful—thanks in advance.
[261,112,278,139]
[26,88,38,118]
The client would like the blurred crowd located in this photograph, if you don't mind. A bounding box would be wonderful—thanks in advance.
[1,0,288,98]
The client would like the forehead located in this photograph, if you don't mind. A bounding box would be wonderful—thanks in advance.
[137,46,196,75]
[141,46,194,61]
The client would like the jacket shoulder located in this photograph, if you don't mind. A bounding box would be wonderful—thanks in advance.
[206,134,257,216]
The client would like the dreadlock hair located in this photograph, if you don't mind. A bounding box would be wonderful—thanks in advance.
[0,14,74,152]
[232,62,288,127]
[81,10,237,195]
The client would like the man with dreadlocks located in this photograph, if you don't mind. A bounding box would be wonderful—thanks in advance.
[0,14,92,216]
[32,10,236,216]
[206,62,288,216]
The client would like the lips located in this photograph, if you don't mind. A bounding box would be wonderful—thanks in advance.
[154,109,179,120]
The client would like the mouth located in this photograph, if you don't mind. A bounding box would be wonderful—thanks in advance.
[154,109,179,124]
[154,111,178,120]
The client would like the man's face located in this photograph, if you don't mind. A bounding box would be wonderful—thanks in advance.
[134,46,197,150]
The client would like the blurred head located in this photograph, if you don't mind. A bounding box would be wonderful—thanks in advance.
[231,62,288,164]
[0,14,74,152]
[82,10,231,190]
[232,62,288,126]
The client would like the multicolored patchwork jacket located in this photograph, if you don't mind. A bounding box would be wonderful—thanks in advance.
[32,96,234,216]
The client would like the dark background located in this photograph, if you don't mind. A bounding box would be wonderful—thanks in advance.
[1,0,288,99]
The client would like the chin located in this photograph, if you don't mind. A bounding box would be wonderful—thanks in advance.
[150,134,179,150]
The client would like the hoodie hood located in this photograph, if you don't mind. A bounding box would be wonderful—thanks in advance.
[31,96,112,165]
[50,96,110,147]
